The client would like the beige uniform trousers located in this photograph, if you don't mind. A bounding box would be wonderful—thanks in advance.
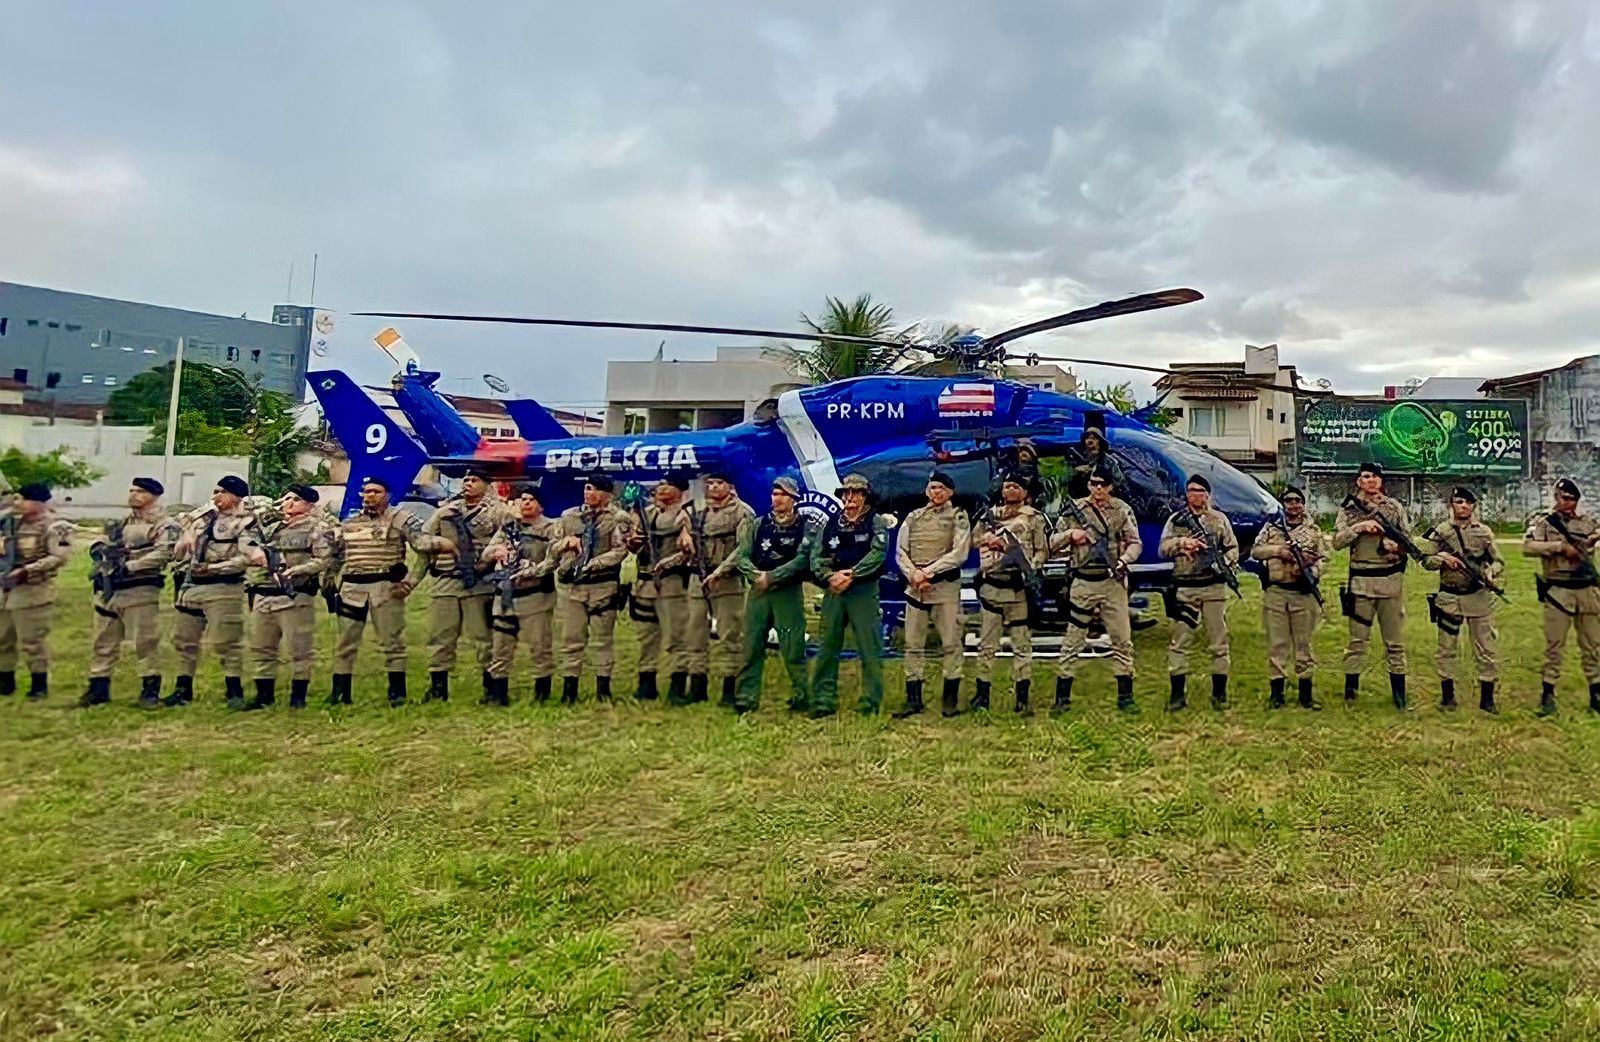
[1264,587,1320,680]
[1344,591,1406,674]
[634,574,690,675]
[91,587,164,677]
[974,584,1031,682]
[0,602,53,674]
[427,591,493,672]
[490,590,556,679]
[1542,586,1600,684]
[559,581,620,676]
[1168,584,1231,676]
[1059,577,1134,677]
[903,580,962,682]
[333,581,409,673]
[248,595,319,680]
[686,582,746,676]
[173,585,245,676]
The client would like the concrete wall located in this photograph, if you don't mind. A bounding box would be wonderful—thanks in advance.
[13,422,250,518]
[605,344,801,434]
[0,282,308,405]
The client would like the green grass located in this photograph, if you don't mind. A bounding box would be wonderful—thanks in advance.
[3,550,1600,1040]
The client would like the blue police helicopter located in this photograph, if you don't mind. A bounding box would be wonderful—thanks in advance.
[307,288,1286,629]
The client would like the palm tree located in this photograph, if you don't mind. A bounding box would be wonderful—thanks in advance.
[767,294,969,385]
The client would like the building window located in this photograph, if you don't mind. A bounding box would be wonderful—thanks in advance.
[46,373,61,388]
[103,376,118,386]
[27,319,38,327]
[1190,406,1226,437]
[65,323,81,332]
[81,373,95,384]
[12,368,26,383]
[225,346,240,362]
[0,317,8,336]
[1280,411,1287,423]
[622,408,648,436]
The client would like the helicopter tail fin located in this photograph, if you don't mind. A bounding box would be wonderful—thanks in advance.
[503,398,571,442]
[308,370,429,517]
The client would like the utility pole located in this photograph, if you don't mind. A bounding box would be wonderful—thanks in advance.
[162,336,186,489]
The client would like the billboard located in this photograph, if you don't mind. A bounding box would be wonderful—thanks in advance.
[1298,398,1529,475]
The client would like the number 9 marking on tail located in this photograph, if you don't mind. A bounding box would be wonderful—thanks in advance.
[366,424,388,454]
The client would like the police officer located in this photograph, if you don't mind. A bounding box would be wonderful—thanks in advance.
[482,486,560,705]
[809,473,891,717]
[1051,466,1142,712]
[241,484,337,710]
[730,476,814,714]
[168,475,256,709]
[691,470,756,708]
[1068,425,1127,499]
[330,476,445,707]
[411,468,510,702]
[972,471,1049,712]
[1420,487,1503,713]
[1522,478,1600,715]
[630,477,695,705]
[894,470,971,718]
[1249,485,1328,709]
[83,477,181,708]
[1159,474,1239,710]
[554,475,631,704]
[1333,462,1414,708]
[0,484,74,699]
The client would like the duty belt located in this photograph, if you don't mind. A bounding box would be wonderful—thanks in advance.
[910,566,962,585]
[1173,573,1224,588]
[189,574,243,586]
[247,579,318,597]
[1350,561,1406,578]
[1546,575,1598,590]
[110,573,164,591]
[978,572,1028,590]
[1264,577,1316,594]
[513,575,556,596]
[572,566,621,585]
[1074,567,1113,583]
[344,567,405,584]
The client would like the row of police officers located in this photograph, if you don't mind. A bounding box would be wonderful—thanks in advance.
[1,460,1597,716]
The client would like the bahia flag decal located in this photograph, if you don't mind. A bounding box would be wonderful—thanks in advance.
[937,382,996,416]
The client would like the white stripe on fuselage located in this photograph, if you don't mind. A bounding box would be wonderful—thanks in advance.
[776,390,842,500]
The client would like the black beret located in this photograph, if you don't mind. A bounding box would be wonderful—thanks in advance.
[216,475,249,497]
[286,483,320,504]
[131,477,164,496]
[19,483,50,502]
[361,475,391,491]
[1358,461,1385,478]
[1280,485,1305,501]
[463,466,493,482]
[928,470,956,491]
[1450,486,1477,504]
[702,469,733,484]
[663,476,690,492]
[1556,478,1581,500]
[512,484,541,500]
[1186,474,1212,493]
[585,475,614,493]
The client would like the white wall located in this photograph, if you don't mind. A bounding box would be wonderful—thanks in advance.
[15,422,250,518]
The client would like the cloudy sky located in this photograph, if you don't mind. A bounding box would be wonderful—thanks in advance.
[3,0,1597,405]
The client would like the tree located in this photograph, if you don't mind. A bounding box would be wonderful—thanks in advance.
[0,447,104,490]
[1078,380,1178,430]
[107,362,256,428]
[767,294,964,384]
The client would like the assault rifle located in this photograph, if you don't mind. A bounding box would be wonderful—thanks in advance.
[978,506,1042,618]
[439,503,480,590]
[176,509,217,602]
[481,520,524,615]
[261,541,297,598]
[89,520,129,596]
[1422,522,1508,602]
[1339,495,1429,565]
[1174,509,1241,598]
[0,507,19,593]
[1263,510,1324,606]
[1054,496,1120,578]
[1545,512,1599,583]
[559,511,601,584]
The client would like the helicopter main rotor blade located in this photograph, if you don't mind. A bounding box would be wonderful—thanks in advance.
[351,312,913,351]
[1019,354,1177,376]
[980,288,1203,351]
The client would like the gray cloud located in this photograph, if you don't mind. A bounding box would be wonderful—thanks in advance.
[1,0,1596,403]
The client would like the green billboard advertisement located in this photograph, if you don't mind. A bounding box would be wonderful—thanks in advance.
[1298,398,1529,475]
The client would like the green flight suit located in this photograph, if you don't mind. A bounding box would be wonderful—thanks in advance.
[808,510,891,714]
[732,510,815,711]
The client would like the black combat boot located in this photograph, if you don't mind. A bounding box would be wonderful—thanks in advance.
[328,673,353,706]
[720,676,737,708]
[1269,677,1286,709]
[488,676,510,707]
[139,674,161,709]
[1439,678,1456,711]
[243,678,275,711]
[1298,677,1321,711]
[893,680,925,718]
[387,671,408,707]
[1389,672,1408,711]
[1015,678,1033,713]
[1168,673,1187,711]
[1116,674,1136,712]
[1589,682,1600,714]
[941,677,962,717]
[427,671,450,702]
[1211,673,1228,710]
[223,676,246,711]
[78,675,112,708]
[596,675,613,701]
[1052,676,1072,715]
[635,671,658,701]
[478,671,495,706]
[289,679,309,709]
[163,675,194,708]
[667,671,689,706]
[971,679,991,711]
[688,673,709,704]
[28,672,48,700]
[534,676,552,702]
[0,672,13,696]
[1344,673,1360,702]
[1478,680,1497,714]
[1539,682,1556,717]
[561,675,579,705]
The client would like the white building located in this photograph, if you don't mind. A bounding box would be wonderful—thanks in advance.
[1154,344,1299,475]
[1003,363,1078,394]
[604,345,802,435]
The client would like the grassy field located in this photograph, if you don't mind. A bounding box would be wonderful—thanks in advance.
[3,551,1600,1041]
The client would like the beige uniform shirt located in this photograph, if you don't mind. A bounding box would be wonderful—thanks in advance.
[554,504,631,584]
[1250,516,1329,590]
[1333,493,1412,599]
[244,512,338,612]
[1421,518,1503,618]
[895,501,971,604]
[336,506,438,608]
[411,495,513,595]
[1,510,75,609]
[1053,496,1142,577]
[1158,507,1238,580]
[1524,510,1600,615]
[699,495,757,594]
[174,505,256,608]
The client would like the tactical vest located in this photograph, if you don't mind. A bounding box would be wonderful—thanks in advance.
[1069,499,1130,580]
[1427,522,1494,594]
[510,518,558,594]
[699,498,746,569]
[900,504,965,581]
[753,514,808,577]
[428,499,502,578]
[644,503,691,576]
[342,510,410,580]
[8,518,53,568]
[822,511,876,569]
[111,510,171,590]
[247,516,320,593]
[187,509,250,586]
